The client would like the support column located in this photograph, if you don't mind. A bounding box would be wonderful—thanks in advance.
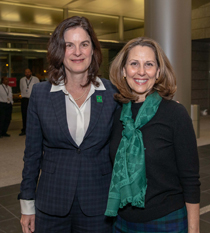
[144,0,191,113]
[63,8,69,19]
[8,54,11,77]
[119,16,124,41]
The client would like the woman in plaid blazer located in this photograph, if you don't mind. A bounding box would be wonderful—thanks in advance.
[19,16,118,233]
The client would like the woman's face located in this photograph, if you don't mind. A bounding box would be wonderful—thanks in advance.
[63,27,93,77]
[123,45,160,102]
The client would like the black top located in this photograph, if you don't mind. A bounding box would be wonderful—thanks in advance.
[110,99,200,223]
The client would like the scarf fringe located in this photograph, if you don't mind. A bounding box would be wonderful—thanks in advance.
[104,210,118,217]
[105,195,145,217]
[119,196,133,208]
[119,193,146,209]
[131,193,145,208]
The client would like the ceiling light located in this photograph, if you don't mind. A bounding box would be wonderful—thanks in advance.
[34,15,52,25]
[1,12,20,22]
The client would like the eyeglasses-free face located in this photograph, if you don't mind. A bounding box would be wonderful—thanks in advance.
[123,45,160,102]
[63,27,93,77]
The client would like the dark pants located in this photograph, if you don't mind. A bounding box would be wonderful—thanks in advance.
[113,206,187,233]
[0,102,12,136]
[21,97,29,133]
[35,194,113,233]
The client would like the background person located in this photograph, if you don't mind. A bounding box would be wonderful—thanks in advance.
[19,68,39,136]
[18,16,118,233]
[105,37,200,233]
[0,77,13,137]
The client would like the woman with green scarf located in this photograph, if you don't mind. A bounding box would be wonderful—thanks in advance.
[105,37,200,233]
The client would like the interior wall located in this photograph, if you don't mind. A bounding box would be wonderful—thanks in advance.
[191,40,210,111]
[192,3,210,40]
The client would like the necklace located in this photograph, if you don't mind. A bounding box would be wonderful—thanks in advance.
[74,87,88,101]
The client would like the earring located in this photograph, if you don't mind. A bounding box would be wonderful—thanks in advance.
[156,71,160,80]
[123,76,126,80]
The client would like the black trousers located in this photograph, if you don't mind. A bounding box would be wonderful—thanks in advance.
[21,97,29,133]
[0,102,12,135]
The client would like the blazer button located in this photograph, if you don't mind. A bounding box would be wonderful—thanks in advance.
[77,149,81,154]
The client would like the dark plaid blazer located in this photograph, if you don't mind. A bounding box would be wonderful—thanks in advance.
[18,79,119,216]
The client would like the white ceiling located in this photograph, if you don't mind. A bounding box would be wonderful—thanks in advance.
[0,0,145,18]
[0,0,145,38]
[0,0,209,39]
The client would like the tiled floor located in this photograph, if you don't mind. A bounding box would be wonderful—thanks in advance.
[198,145,210,233]
[0,184,22,232]
[0,113,210,232]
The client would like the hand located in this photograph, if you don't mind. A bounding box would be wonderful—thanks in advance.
[20,214,35,233]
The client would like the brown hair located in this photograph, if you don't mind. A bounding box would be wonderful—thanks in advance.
[47,16,102,87]
[110,37,177,103]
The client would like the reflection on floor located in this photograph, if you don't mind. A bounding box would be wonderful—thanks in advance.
[0,116,210,232]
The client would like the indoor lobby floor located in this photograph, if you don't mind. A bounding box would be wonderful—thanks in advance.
[0,114,210,232]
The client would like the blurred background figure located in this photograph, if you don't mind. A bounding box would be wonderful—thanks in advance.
[19,68,39,136]
[0,77,13,138]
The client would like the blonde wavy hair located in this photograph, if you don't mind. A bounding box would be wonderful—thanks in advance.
[110,37,177,103]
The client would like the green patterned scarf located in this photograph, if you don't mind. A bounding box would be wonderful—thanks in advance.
[105,91,162,217]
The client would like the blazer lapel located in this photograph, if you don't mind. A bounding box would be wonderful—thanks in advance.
[84,90,105,140]
[50,90,77,147]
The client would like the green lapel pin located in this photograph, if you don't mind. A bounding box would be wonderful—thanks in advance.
[96,95,103,103]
